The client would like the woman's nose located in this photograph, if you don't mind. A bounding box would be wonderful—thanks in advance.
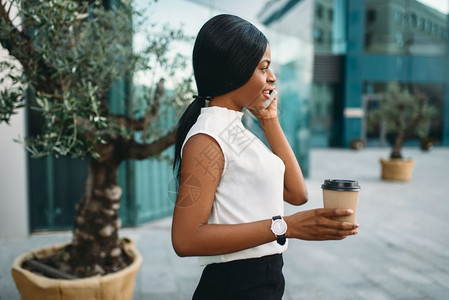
[267,69,276,83]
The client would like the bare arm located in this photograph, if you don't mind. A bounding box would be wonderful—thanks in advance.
[171,134,358,257]
[249,94,308,206]
[261,117,308,205]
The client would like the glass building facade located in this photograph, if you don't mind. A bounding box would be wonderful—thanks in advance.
[362,0,449,146]
[303,0,449,147]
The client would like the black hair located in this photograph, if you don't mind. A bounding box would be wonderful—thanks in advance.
[173,14,268,181]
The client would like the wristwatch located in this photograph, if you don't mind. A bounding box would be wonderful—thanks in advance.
[271,215,287,245]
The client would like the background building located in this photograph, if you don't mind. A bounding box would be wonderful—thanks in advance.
[365,0,447,56]
[260,0,449,147]
[362,0,449,147]
[1,0,448,236]
[338,0,447,147]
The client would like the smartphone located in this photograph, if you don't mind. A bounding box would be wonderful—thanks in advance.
[264,90,277,109]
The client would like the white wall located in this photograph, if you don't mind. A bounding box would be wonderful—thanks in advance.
[0,3,29,239]
[0,103,29,239]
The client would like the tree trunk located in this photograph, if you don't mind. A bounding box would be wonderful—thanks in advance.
[69,154,127,277]
[390,131,404,159]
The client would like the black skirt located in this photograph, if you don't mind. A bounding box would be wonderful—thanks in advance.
[192,254,285,300]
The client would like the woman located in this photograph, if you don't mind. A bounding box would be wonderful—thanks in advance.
[172,14,359,299]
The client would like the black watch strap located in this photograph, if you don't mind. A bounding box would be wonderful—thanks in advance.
[272,216,286,246]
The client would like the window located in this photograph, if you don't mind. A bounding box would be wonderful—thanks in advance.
[402,13,408,27]
[314,28,323,43]
[316,4,323,19]
[367,9,376,23]
[365,32,373,48]
[432,24,438,36]
[394,10,402,24]
[315,102,321,116]
[425,20,431,33]
[409,13,417,27]
[395,31,404,48]
[410,13,417,27]
[328,8,333,22]
[417,16,424,30]
[438,27,444,39]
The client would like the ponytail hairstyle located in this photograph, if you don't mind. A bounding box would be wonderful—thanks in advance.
[173,14,268,181]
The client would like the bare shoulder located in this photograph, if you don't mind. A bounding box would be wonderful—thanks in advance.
[181,133,224,184]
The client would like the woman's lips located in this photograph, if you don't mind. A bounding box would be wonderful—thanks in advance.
[263,88,275,99]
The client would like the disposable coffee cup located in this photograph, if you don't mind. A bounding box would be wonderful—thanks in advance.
[321,179,360,223]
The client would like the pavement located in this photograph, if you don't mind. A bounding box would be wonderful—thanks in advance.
[1,147,449,300]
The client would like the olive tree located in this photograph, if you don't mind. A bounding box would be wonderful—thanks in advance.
[0,0,192,277]
[368,82,436,159]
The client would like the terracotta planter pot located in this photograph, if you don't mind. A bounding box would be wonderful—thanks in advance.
[380,158,415,182]
[11,238,142,300]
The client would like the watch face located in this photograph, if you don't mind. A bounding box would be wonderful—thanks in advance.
[272,219,287,235]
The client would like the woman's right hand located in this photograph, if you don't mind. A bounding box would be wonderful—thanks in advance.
[284,209,359,241]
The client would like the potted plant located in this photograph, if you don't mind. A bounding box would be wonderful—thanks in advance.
[420,137,437,151]
[350,138,365,150]
[0,0,191,298]
[368,82,436,182]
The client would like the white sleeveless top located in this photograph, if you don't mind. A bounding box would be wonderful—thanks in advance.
[181,106,287,265]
